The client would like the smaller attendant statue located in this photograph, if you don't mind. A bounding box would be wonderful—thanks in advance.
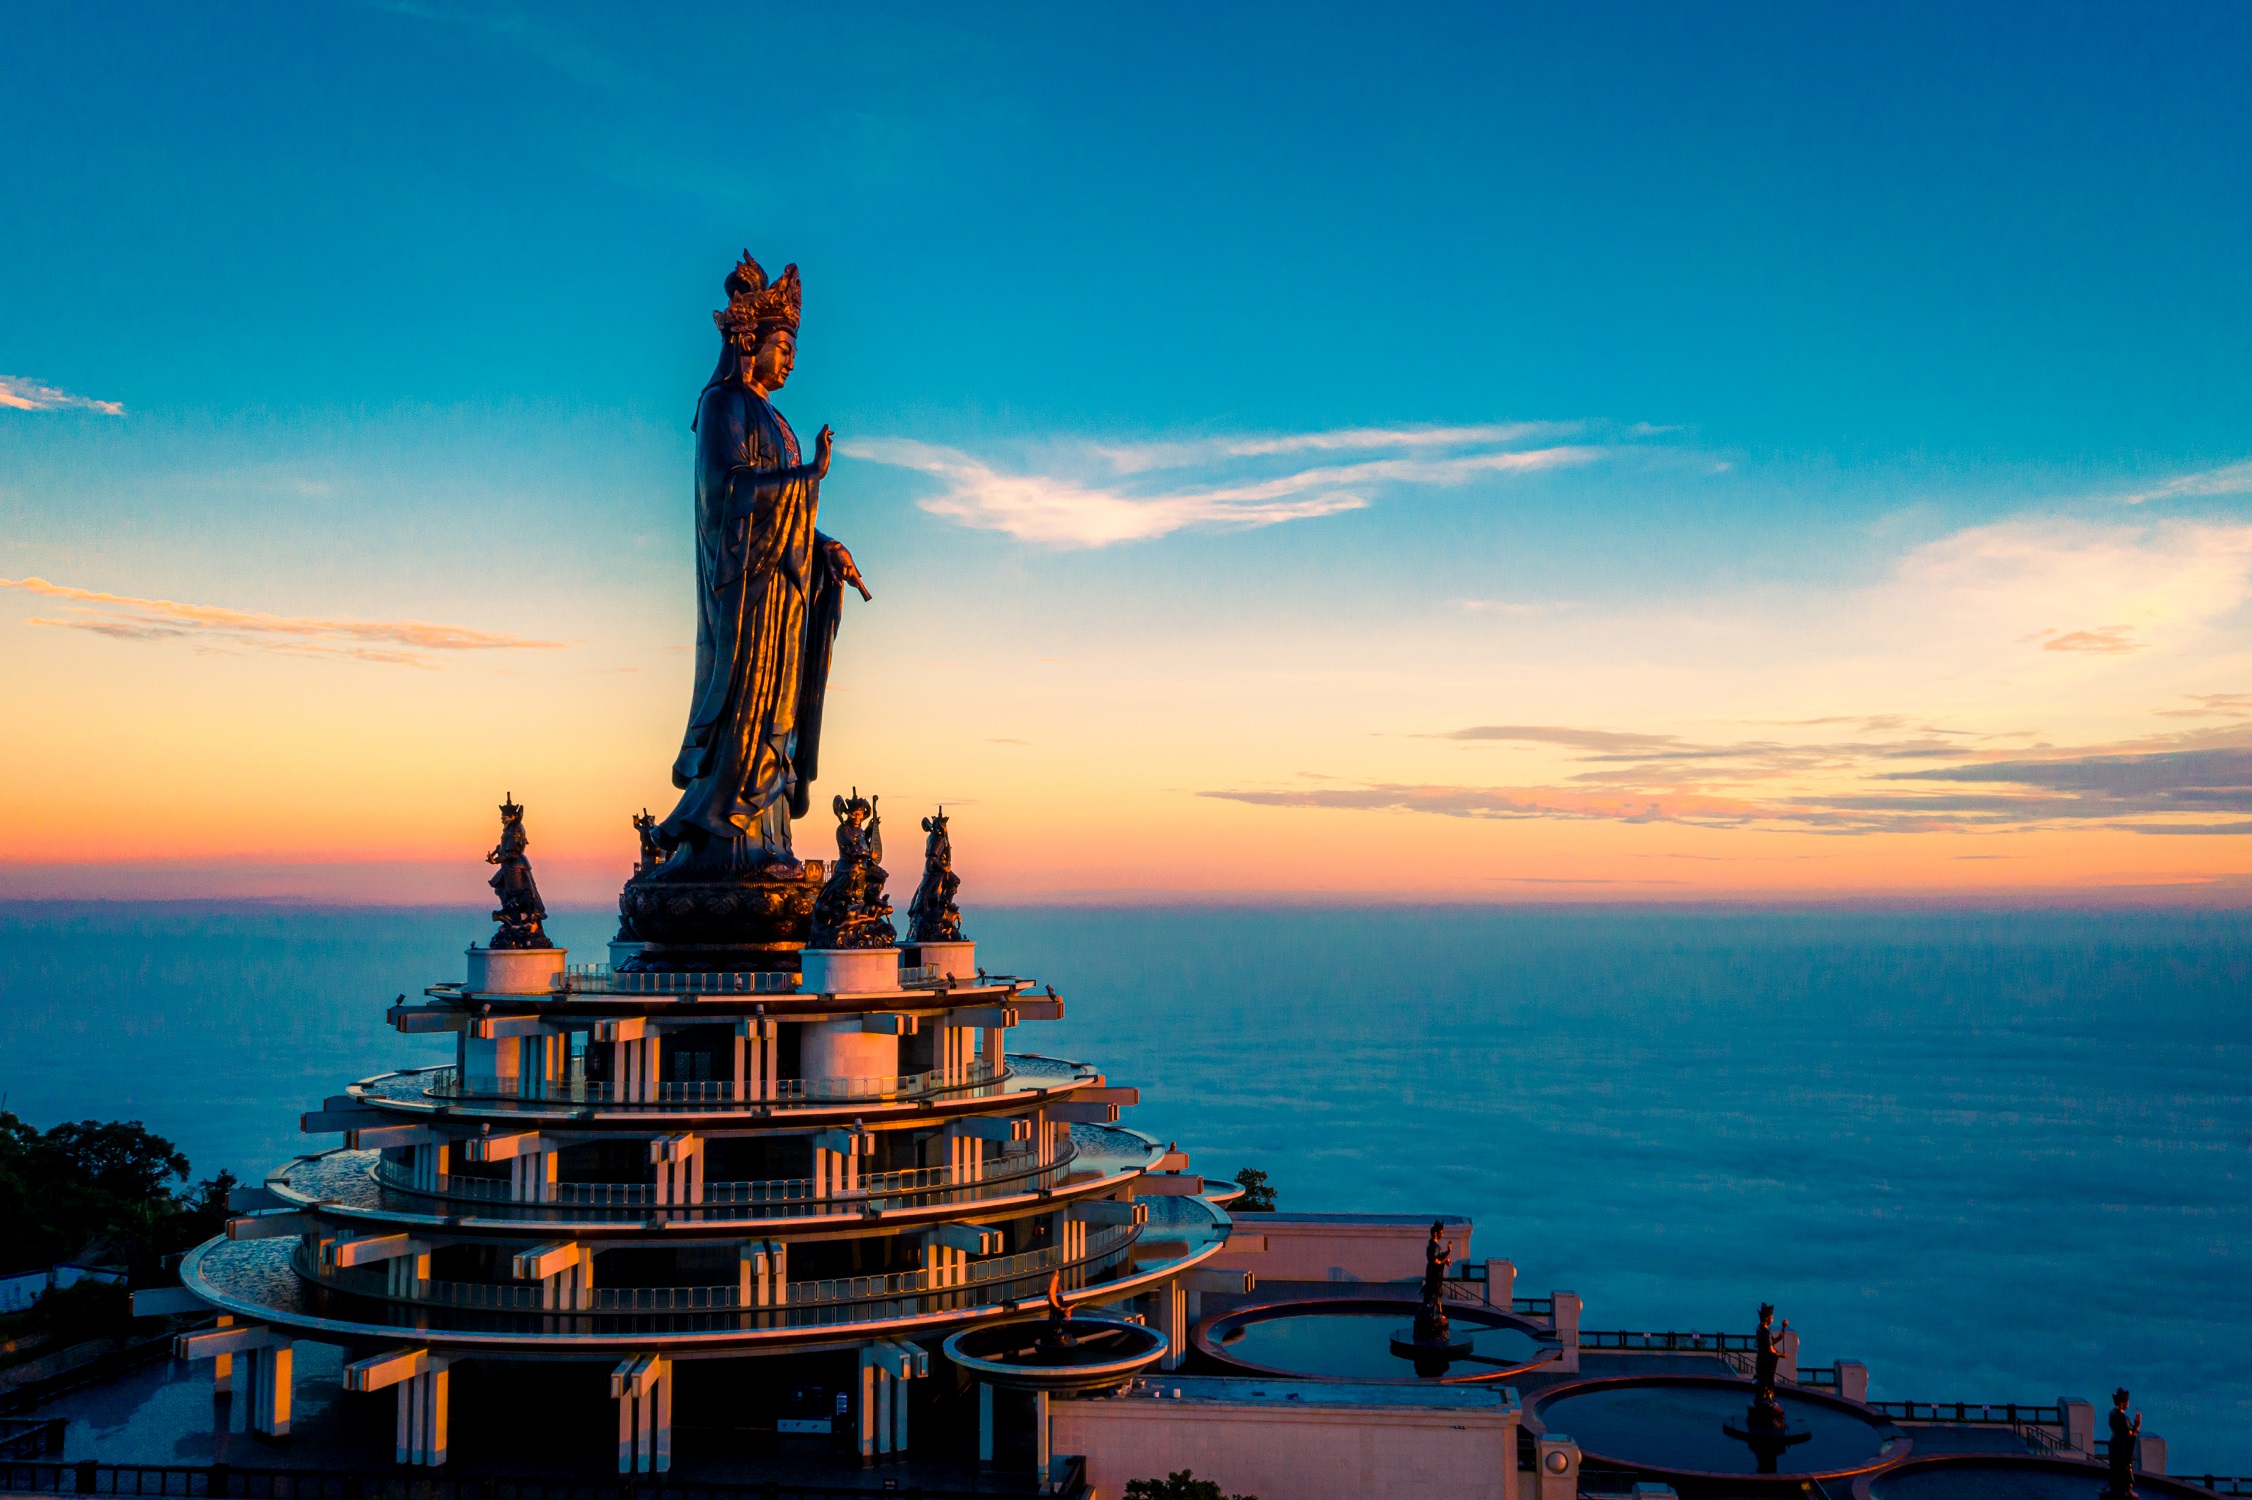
[1413,1220,1452,1343]
[809,790,896,949]
[906,806,965,943]
[1749,1302,1790,1429]
[2103,1388,2142,1498]
[486,796,553,950]
[631,808,670,879]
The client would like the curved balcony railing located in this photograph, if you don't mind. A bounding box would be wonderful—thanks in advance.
[300,1222,1140,1324]
[370,1142,1080,1216]
[422,1061,1009,1109]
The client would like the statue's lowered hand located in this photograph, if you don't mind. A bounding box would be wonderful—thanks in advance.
[826,538,872,601]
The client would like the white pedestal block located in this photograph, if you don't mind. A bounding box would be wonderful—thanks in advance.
[466,945,566,995]
[911,941,976,981]
[801,947,901,994]
[801,1019,900,1083]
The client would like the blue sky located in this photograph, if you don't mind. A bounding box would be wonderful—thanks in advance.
[3,3,2250,901]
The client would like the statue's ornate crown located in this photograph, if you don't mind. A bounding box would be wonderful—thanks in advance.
[499,793,523,821]
[714,250,802,350]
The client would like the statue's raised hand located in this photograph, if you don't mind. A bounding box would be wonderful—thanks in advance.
[813,425,835,480]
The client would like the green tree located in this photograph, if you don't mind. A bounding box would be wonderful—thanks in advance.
[0,1112,232,1282]
[1231,1166,1276,1212]
[1124,1471,1257,1500]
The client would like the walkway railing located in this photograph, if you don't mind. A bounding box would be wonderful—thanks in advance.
[371,1144,1077,1214]
[1872,1401,2064,1425]
[1578,1329,1758,1353]
[304,1223,1140,1321]
[0,1459,1088,1499]
[426,1062,1008,1109]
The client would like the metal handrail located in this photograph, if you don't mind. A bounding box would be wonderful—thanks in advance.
[0,1459,1086,1498]
[370,1141,1076,1211]
[1579,1329,1759,1352]
[304,1223,1140,1314]
[427,1060,1008,1107]
[1873,1400,2065,1425]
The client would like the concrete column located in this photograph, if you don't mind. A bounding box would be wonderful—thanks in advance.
[1552,1291,1582,1374]
[610,1354,670,1473]
[2139,1434,2167,1475]
[1778,1325,1799,1383]
[211,1314,233,1398]
[978,1382,994,1466]
[1535,1433,1581,1500]
[1033,1388,1051,1490]
[246,1341,294,1438]
[1158,1281,1187,1370]
[395,1363,451,1466]
[858,1358,878,1464]
[2059,1397,2096,1455]
[1835,1360,1869,1403]
[1486,1258,1517,1308]
[1499,1398,1521,1500]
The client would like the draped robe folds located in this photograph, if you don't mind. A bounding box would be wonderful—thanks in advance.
[659,378,842,864]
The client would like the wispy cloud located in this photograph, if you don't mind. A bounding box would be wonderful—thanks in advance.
[2117,459,2252,505]
[845,425,1605,547]
[1209,723,2252,836]
[0,376,125,416]
[0,577,567,667]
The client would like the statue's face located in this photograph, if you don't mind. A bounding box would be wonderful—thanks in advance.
[750,331,796,392]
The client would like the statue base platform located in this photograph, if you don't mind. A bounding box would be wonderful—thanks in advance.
[466,945,566,995]
[615,861,826,973]
[802,947,903,994]
[1722,1414,1814,1445]
[904,940,976,981]
[1389,1328,1474,1359]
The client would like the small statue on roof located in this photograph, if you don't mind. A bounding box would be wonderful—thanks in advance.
[907,806,964,943]
[1748,1302,1791,1430]
[486,795,553,950]
[809,789,896,949]
[1413,1220,1452,1343]
[2103,1388,2142,1498]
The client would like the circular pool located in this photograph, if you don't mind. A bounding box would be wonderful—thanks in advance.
[943,1316,1170,1394]
[1857,1454,2217,1500]
[1193,1297,1559,1384]
[1529,1374,1906,1483]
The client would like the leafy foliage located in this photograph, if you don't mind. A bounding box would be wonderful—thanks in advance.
[1231,1166,1276,1212]
[1124,1471,1258,1500]
[0,1112,236,1283]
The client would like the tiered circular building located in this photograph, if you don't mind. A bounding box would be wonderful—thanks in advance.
[173,870,1228,1470]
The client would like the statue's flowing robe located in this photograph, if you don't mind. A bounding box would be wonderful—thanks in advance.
[660,378,841,859]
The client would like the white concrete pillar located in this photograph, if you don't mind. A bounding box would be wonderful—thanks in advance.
[858,1357,878,1463]
[2059,1397,2096,1455]
[1835,1360,1869,1403]
[1033,1388,1051,1488]
[395,1363,451,1466]
[1486,1258,1517,1308]
[876,1367,893,1456]
[1778,1324,1799,1383]
[1158,1281,1187,1370]
[1552,1291,1582,1373]
[245,1341,294,1437]
[1535,1434,1581,1500]
[2139,1434,2167,1475]
[610,1354,670,1473]
[210,1314,233,1397]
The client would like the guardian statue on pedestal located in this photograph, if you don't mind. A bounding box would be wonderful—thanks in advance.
[907,807,965,944]
[809,790,896,950]
[486,796,552,950]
